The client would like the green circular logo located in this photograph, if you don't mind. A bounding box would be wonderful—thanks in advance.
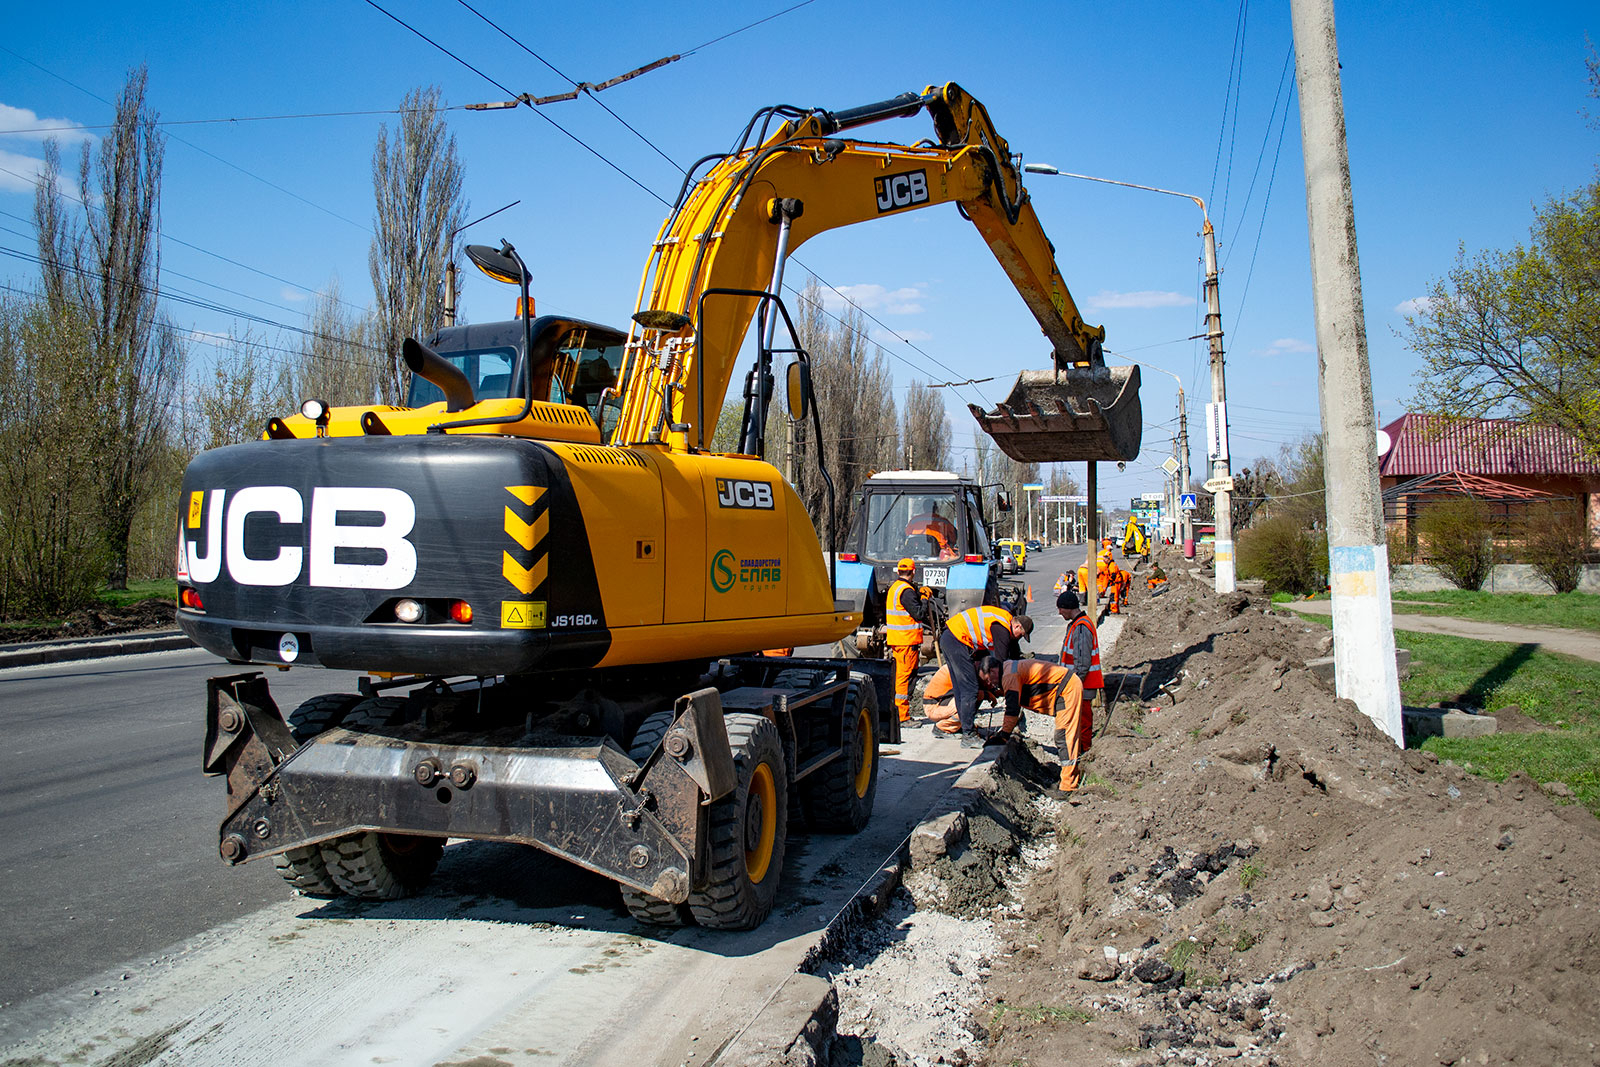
[711,549,737,593]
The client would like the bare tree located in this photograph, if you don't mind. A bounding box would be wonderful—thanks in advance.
[370,87,466,404]
[773,282,898,548]
[34,66,181,589]
[281,280,385,407]
[182,332,284,454]
[900,380,951,470]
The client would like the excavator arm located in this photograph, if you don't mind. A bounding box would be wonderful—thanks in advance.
[611,82,1117,453]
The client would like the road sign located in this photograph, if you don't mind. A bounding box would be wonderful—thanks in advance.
[1022,483,1046,491]
[1140,492,1163,503]
[1180,493,1198,511]
[1203,477,1235,494]
[1040,495,1070,503]
[1161,456,1180,476]
[1206,402,1229,461]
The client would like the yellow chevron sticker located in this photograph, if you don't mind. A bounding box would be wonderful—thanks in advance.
[187,491,204,529]
[502,551,548,595]
[500,601,546,629]
[504,507,548,552]
[506,485,545,507]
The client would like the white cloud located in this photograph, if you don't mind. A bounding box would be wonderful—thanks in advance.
[281,287,309,303]
[819,283,926,315]
[1394,296,1433,316]
[1257,337,1315,357]
[1084,289,1195,310]
[0,103,91,145]
[0,148,47,193]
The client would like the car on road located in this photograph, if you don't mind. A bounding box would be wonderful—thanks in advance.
[996,538,1027,571]
[998,547,1019,575]
[1025,539,1042,552]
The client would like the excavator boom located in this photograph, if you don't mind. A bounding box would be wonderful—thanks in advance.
[611,82,1140,463]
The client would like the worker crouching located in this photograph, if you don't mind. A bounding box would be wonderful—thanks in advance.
[938,605,1032,748]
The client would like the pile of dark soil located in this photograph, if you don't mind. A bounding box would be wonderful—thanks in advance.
[0,598,175,645]
[979,548,1600,1067]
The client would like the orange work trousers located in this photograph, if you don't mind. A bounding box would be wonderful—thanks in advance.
[891,643,920,723]
[1055,694,1096,791]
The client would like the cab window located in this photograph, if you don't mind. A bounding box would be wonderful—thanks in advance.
[864,490,964,563]
[965,491,990,558]
[553,328,626,428]
[406,346,517,407]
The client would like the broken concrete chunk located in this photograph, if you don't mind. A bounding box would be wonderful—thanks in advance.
[908,811,968,868]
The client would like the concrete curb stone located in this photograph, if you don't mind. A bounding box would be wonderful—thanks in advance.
[0,630,195,669]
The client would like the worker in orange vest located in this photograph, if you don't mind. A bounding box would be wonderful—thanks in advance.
[991,659,1086,769]
[885,558,932,723]
[940,605,1032,748]
[1055,589,1102,791]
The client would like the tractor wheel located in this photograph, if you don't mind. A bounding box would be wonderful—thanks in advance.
[286,693,363,744]
[619,709,693,926]
[273,844,343,898]
[687,713,788,930]
[319,832,444,900]
[798,673,879,833]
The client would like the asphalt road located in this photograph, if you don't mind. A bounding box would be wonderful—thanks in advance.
[0,649,369,1007]
[0,559,1094,1060]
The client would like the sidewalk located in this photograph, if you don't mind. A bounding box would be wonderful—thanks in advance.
[1287,600,1600,663]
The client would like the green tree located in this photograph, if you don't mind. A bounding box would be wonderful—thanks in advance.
[33,66,182,590]
[1402,176,1600,457]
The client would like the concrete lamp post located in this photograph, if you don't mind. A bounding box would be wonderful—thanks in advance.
[1023,164,1237,593]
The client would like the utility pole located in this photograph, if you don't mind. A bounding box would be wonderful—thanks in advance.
[1202,225,1235,592]
[1291,0,1403,744]
[1177,387,1193,557]
[443,263,457,326]
[1084,462,1098,617]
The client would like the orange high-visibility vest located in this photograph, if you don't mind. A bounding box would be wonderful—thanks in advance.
[947,605,1013,651]
[1062,615,1103,690]
[885,578,923,647]
[1002,658,1081,713]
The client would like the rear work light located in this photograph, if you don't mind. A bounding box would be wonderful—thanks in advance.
[179,587,203,610]
[394,599,423,623]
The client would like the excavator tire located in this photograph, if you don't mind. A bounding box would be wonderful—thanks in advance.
[688,713,787,930]
[285,693,363,745]
[619,709,693,926]
[318,696,443,899]
[320,832,444,900]
[339,696,411,732]
[273,844,343,898]
[797,673,879,833]
[274,693,366,896]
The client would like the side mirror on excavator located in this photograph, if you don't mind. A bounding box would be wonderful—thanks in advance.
[996,490,1012,512]
[465,243,524,285]
[785,361,812,422]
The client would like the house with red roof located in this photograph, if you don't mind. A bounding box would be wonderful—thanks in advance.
[1379,414,1600,549]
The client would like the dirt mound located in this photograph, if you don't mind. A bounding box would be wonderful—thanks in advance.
[1,599,175,645]
[980,548,1600,1067]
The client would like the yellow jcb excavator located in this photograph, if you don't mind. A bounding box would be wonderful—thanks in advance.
[181,82,1140,930]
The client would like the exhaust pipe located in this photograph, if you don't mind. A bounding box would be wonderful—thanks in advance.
[402,337,475,412]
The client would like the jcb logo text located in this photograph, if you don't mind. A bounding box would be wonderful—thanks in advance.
[716,478,774,510]
[874,170,929,213]
[181,486,416,589]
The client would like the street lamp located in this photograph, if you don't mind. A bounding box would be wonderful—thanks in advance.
[1024,164,1237,593]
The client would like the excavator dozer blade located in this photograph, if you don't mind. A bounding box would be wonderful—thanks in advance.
[968,365,1142,463]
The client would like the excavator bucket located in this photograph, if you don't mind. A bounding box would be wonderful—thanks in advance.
[969,365,1142,463]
